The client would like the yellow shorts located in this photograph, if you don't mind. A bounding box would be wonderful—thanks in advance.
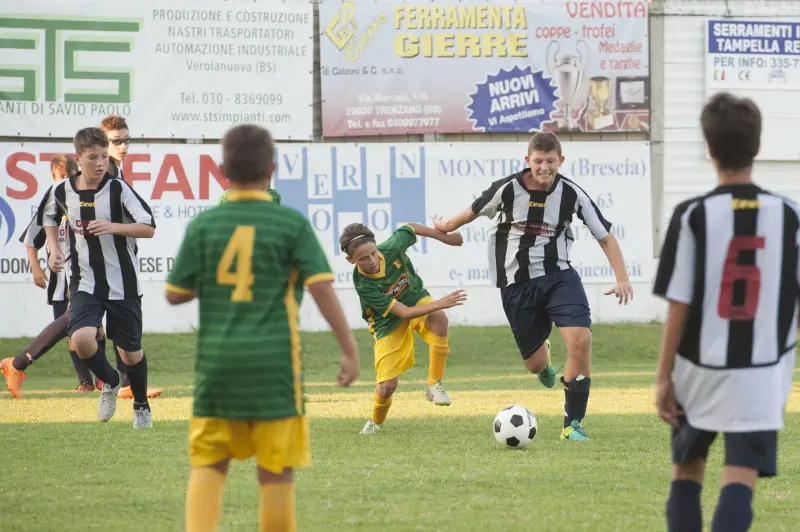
[189,415,310,474]
[374,296,444,382]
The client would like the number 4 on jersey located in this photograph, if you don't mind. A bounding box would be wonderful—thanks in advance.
[718,235,765,321]
[217,225,256,302]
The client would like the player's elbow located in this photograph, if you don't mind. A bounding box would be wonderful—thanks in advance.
[140,225,155,238]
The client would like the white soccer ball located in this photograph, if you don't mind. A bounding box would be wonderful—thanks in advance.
[493,405,538,449]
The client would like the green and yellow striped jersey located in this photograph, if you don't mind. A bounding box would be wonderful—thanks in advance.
[168,190,332,420]
[352,225,430,340]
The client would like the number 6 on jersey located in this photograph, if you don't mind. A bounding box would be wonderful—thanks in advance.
[217,225,256,302]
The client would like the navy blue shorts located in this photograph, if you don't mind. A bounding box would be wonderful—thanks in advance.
[672,414,778,477]
[68,291,142,352]
[500,268,591,360]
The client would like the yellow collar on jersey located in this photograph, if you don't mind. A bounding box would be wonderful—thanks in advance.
[358,252,386,279]
[225,190,273,202]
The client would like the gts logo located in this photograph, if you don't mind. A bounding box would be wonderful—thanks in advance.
[731,199,760,210]
[528,201,546,208]
[79,201,95,208]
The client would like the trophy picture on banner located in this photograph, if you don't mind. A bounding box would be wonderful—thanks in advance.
[546,39,589,131]
[588,76,614,130]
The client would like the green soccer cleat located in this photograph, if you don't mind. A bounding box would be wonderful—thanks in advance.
[537,339,557,388]
[560,419,590,441]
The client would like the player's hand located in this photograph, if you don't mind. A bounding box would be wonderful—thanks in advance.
[442,231,464,247]
[336,354,360,387]
[655,377,682,428]
[436,289,467,310]
[431,215,450,233]
[604,281,633,305]
[87,219,117,236]
[32,267,48,289]
[48,250,65,273]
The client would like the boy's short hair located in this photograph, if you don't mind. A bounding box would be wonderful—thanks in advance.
[74,127,109,156]
[701,92,761,171]
[339,223,376,256]
[99,114,129,132]
[527,131,562,156]
[222,124,275,183]
[50,154,79,177]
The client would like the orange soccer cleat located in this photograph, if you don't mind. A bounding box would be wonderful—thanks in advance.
[1,357,26,399]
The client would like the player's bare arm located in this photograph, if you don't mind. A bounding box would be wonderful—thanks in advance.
[388,289,467,320]
[598,233,634,304]
[402,222,464,247]
[44,226,64,273]
[432,208,479,233]
[26,245,47,289]
[87,220,155,238]
[654,300,689,428]
[307,280,360,387]
[165,286,197,305]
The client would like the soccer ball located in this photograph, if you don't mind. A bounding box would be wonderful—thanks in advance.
[493,405,537,449]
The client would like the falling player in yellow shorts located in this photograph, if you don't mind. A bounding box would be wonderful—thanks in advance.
[339,222,466,435]
[167,124,360,532]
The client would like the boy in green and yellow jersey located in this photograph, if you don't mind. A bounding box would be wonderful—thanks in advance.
[167,124,359,532]
[339,222,466,435]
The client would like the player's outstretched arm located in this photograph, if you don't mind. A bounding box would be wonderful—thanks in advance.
[432,208,479,233]
[388,289,467,320]
[598,233,633,305]
[403,222,463,247]
[308,281,360,387]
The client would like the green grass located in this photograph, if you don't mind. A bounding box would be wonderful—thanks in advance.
[1,324,799,531]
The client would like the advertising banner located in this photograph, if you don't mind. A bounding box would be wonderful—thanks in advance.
[0,141,652,286]
[0,0,313,140]
[320,0,649,136]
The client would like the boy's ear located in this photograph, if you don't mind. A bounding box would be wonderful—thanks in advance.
[345,256,355,265]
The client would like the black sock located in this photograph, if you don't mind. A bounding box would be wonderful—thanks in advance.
[562,376,591,428]
[81,349,120,388]
[70,350,93,384]
[666,480,702,532]
[133,400,150,411]
[126,353,148,403]
[114,343,131,387]
[712,483,753,532]
[12,313,69,371]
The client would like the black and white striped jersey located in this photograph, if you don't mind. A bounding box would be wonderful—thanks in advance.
[654,184,798,432]
[471,171,612,288]
[18,198,69,304]
[36,173,155,300]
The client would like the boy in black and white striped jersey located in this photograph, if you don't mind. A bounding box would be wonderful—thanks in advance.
[654,93,797,532]
[1,155,97,395]
[39,127,156,429]
[433,132,634,442]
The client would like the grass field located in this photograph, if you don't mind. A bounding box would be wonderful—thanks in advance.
[1,323,799,531]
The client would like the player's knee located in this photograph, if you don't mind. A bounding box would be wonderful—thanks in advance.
[71,327,98,357]
[566,328,592,357]
[257,466,292,485]
[523,344,549,373]
[118,348,143,365]
[378,379,398,397]
[672,460,706,483]
[426,310,449,336]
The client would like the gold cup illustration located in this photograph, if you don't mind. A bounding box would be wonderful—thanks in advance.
[588,76,614,130]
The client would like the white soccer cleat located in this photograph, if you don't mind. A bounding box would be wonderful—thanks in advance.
[98,369,123,422]
[133,406,153,430]
[359,419,383,435]
[426,381,452,406]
